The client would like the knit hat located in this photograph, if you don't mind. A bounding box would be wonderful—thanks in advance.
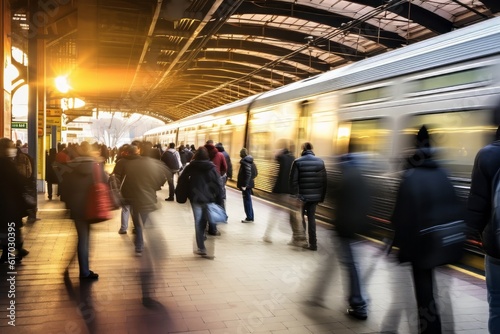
[240,148,248,157]
[416,125,430,148]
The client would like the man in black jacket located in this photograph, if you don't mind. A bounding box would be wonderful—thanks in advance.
[467,123,500,333]
[289,142,327,251]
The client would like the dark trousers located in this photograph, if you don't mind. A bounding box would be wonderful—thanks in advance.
[411,264,442,334]
[242,187,254,220]
[336,235,367,308]
[302,201,318,246]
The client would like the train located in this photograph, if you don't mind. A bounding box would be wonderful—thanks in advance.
[142,17,500,270]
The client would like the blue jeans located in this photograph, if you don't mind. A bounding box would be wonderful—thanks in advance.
[486,255,500,333]
[74,219,90,277]
[131,210,150,252]
[191,203,206,251]
[121,205,130,231]
[242,188,254,221]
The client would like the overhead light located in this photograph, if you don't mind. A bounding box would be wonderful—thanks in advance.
[55,76,71,93]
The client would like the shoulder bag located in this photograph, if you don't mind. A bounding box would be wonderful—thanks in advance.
[205,202,228,225]
[86,163,114,223]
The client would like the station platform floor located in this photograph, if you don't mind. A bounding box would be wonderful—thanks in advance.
[0,185,490,334]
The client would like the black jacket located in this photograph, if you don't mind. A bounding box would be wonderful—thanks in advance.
[289,150,327,202]
[237,155,257,189]
[392,149,463,263]
[273,149,295,194]
[332,154,371,237]
[466,140,500,258]
[0,157,27,231]
[175,160,223,205]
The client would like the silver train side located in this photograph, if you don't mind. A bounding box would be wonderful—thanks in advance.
[143,17,500,270]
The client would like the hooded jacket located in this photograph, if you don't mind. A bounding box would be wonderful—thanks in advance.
[60,156,100,220]
[467,139,500,258]
[237,155,257,189]
[175,159,223,205]
[392,148,463,263]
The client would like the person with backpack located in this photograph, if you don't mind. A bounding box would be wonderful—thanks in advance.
[467,121,500,333]
[160,142,182,201]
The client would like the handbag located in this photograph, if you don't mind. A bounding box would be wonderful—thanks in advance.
[205,202,228,225]
[108,173,126,209]
[414,220,466,269]
[86,163,114,223]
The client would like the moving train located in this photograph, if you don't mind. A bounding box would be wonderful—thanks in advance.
[143,17,500,267]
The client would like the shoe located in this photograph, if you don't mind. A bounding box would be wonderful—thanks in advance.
[135,250,143,257]
[287,240,308,248]
[118,229,127,234]
[165,197,174,201]
[303,244,317,251]
[262,236,272,243]
[80,270,99,279]
[347,308,368,320]
[142,297,164,310]
[195,249,207,256]
[241,219,254,223]
[208,230,221,236]
[48,196,52,200]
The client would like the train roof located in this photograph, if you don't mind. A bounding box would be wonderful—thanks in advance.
[254,16,500,106]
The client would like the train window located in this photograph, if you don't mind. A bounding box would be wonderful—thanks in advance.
[407,67,492,95]
[336,118,391,171]
[403,110,496,178]
[342,86,390,105]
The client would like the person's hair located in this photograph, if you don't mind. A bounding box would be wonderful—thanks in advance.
[206,140,214,145]
[302,142,313,151]
[169,142,175,149]
[193,146,209,160]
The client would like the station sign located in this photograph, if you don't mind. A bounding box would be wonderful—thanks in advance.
[12,121,27,129]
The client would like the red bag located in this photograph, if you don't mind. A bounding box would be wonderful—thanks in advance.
[86,163,113,223]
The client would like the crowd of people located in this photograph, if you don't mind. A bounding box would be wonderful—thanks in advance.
[2,119,500,333]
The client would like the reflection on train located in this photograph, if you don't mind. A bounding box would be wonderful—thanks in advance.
[143,17,500,269]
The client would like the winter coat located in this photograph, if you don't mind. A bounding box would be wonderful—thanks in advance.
[289,150,327,202]
[237,155,258,189]
[175,160,223,205]
[60,157,102,221]
[45,149,59,184]
[0,157,28,233]
[120,155,168,213]
[392,149,463,264]
[272,149,295,194]
[466,140,500,258]
[332,154,371,238]
[205,144,227,176]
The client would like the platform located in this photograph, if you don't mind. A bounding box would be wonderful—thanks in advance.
[0,185,489,334]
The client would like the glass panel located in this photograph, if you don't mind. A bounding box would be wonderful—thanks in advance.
[408,67,492,93]
[343,86,389,104]
[402,110,496,178]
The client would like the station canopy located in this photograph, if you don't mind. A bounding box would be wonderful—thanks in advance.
[9,0,500,122]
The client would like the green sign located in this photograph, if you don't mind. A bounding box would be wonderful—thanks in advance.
[12,122,27,129]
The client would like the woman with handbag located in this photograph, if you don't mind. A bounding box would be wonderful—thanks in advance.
[175,146,224,256]
[60,142,106,279]
[391,126,464,334]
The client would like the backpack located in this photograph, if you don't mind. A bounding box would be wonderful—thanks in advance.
[15,152,32,179]
[486,169,500,258]
[162,150,181,171]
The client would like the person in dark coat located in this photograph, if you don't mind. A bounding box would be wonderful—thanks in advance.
[175,147,223,256]
[59,141,104,279]
[263,146,295,243]
[45,148,59,200]
[331,152,372,320]
[237,148,258,223]
[289,142,327,250]
[466,123,500,333]
[0,138,29,263]
[119,144,168,256]
[391,126,463,334]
